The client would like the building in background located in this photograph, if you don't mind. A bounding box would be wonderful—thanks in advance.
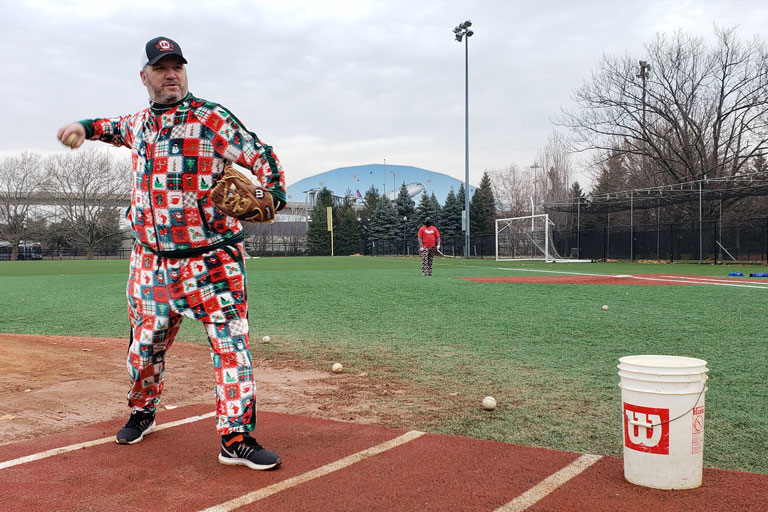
[286,163,474,207]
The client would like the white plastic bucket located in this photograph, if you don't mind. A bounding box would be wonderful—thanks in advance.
[618,355,708,489]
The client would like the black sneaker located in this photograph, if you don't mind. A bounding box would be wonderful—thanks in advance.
[219,433,282,470]
[115,410,156,444]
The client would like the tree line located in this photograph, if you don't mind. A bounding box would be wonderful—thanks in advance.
[558,26,768,228]
[0,150,129,260]
[486,26,768,235]
[305,171,497,256]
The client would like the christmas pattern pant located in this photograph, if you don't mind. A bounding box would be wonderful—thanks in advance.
[126,243,255,435]
[420,247,436,275]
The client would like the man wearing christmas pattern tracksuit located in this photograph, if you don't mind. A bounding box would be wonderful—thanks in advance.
[57,36,284,470]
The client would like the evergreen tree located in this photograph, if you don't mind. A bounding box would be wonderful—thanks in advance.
[358,185,380,253]
[568,181,588,230]
[334,196,361,255]
[306,188,334,255]
[369,193,399,246]
[394,183,418,246]
[416,192,442,228]
[441,187,463,240]
[751,153,768,173]
[469,171,496,235]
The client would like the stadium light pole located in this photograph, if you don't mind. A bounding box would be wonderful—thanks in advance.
[636,60,651,262]
[529,162,542,215]
[403,215,408,255]
[22,221,27,260]
[637,60,651,138]
[454,20,473,258]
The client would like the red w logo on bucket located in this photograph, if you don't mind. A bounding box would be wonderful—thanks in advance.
[623,403,670,454]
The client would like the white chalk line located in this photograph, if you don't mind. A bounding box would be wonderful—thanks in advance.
[3,410,603,512]
[0,411,215,471]
[659,274,768,286]
[198,430,425,512]
[478,266,768,289]
[628,274,768,289]
[494,454,603,512]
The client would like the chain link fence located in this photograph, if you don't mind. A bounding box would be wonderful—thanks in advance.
[6,217,767,263]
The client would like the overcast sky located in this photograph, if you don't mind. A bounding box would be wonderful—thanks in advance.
[3,0,767,191]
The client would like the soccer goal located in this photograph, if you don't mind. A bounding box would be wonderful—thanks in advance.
[495,214,563,262]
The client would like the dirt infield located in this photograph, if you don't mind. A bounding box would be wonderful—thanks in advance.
[460,274,761,285]
[0,333,426,446]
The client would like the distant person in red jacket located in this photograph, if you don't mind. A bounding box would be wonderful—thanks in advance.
[417,217,441,276]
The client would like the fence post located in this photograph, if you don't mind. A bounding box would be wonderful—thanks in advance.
[602,226,607,262]
[669,223,674,263]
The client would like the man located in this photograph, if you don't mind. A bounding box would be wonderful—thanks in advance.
[56,36,285,470]
[417,217,441,276]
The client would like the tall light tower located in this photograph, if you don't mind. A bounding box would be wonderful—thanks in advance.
[636,60,651,262]
[529,162,542,215]
[454,20,473,258]
[637,60,651,138]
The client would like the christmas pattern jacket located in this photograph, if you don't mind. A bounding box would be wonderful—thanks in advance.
[82,92,286,257]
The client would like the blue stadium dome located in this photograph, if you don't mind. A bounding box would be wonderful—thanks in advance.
[286,164,474,205]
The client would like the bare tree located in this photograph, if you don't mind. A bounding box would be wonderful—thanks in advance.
[0,152,45,260]
[488,164,533,219]
[282,220,305,255]
[560,26,768,212]
[246,223,272,256]
[43,150,130,259]
[536,132,574,229]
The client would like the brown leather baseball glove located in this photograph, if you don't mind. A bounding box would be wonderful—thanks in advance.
[209,165,276,223]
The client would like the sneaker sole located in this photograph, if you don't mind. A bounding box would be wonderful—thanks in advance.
[115,420,156,445]
[218,453,282,471]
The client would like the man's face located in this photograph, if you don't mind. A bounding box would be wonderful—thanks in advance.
[140,55,188,104]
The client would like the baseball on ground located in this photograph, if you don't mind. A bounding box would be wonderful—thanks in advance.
[262,335,270,343]
[602,305,609,310]
[482,396,497,410]
[331,362,343,373]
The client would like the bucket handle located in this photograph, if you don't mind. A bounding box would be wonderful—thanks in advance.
[626,385,706,428]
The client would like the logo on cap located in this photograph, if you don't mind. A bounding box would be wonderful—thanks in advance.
[155,39,174,52]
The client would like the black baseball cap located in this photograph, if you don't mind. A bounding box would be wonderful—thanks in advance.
[141,36,187,68]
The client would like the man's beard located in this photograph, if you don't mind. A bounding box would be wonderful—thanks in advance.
[149,82,188,104]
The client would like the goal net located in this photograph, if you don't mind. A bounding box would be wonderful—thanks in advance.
[495,214,563,262]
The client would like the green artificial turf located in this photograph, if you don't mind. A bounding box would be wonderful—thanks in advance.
[1,256,765,473]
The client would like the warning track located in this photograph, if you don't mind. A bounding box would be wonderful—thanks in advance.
[1,404,765,511]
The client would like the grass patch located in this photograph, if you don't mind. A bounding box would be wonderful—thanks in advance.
[1,256,766,473]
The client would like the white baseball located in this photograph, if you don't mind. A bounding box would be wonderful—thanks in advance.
[262,335,270,343]
[482,396,497,410]
[602,305,609,311]
[332,362,343,373]
[65,133,78,147]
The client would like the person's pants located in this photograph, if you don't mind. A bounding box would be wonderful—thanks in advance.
[126,312,255,435]
[125,242,255,435]
[420,247,435,275]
